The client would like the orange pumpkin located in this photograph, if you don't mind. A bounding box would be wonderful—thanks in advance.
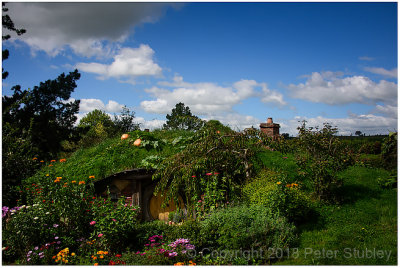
[133,138,141,146]
[121,134,129,140]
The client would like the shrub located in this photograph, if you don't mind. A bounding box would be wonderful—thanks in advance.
[381,132,397,169]
[90,195,140,252]
[199,204,296,258]
[243,169,312,223]
[295,122,354,201]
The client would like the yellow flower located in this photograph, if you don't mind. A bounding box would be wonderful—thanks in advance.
[71,181,76,183]
[277,181,282,185]
[71,252,76,256]
[56,177,62,179]
[46,174,49,176]
[100,255,104,259]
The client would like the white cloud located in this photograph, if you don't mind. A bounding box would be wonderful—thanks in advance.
[79,99,124,113]
[203,113,261,131]
[76,45,162,80]
[364,67,398,78]
[283,114,397,136]
[373,104,398,119]
[288,71,397,105]
[5,2,176,57]
[135,117,165,130]
[359,56,375,61]
[142,76,287,115]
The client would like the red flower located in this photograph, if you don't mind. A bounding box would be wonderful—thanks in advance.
[115,254,122,258]
[206,173,212,176]
[109,261,115,265]
[92,197,96,199]
[214,172,219,175]
[191,175,196,178]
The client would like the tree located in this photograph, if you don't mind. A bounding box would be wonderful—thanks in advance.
[355,130,362,136]
[163,102,204,130]
[2,2,26,79]
[3,69,81,158]
[113,106,140,133]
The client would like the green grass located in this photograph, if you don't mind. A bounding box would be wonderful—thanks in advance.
[276,166,397,265]
[25,130,196,185]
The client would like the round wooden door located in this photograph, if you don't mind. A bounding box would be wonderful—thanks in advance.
[149,192,184,221]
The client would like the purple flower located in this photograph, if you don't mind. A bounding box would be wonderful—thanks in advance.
[57,241,61,244]
[27,258,31,262]
[55,237,59,240]
[34,246,39,250]
[53,224,59,228]
[168,252,177,257]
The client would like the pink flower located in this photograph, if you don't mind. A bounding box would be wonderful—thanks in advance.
[112,219,117,222]
[90,221,96,225]
[98,233,103,238]
[206,173,212,176]
[198,200,202,203]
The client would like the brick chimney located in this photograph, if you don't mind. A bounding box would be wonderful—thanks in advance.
[260,117,280,137]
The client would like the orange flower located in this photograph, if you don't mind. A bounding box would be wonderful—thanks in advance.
[54,179,60,183]
[56,177,62,179]
[71,181,76,183]
[174,262,185,266]
[49,164,53,167]
[32,157,38,160]
[79,181,85,185]
[51,160,56,162]
[40,160,44,163]
[89,175,95,179]
[59,159,66,162]
[94,263,99,266]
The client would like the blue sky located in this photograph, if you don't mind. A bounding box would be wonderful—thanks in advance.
[2,2,398,135]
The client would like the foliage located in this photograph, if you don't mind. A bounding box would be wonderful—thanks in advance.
[2,2,26,79]
[163,102,204,130]
[90,195,140,252]
[377,170,397,189]
[199,204,296,257]
[358,141,382,154]
[3,70,81,158]
[113,105,140,133]
[153,126,261,217]
[243,169,312,223]
[78,109,116,148]
[381,132,397,169]
[295,121,354,201]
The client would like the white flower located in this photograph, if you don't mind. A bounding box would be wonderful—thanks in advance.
[10,210,16,213]
[26,206,31,209]
[11,213,14,215]
[20,205,26,209]
[45,212,50,215]
[33,217,39,220]
[33,204,39,207]
[39,208,42,210]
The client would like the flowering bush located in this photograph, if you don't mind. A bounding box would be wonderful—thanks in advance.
[90,195,140,251]
[243,169,312,223]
